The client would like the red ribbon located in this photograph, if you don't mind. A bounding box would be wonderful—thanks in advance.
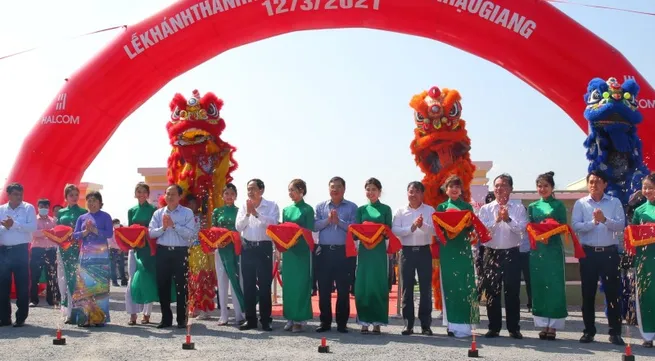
[266,222,315,253]
[526,218,586,259]
[431,209,491,245]
[345,222,402,257]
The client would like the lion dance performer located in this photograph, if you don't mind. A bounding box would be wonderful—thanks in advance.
[583,77,650,324]
[583,76,648,207]
[164,89,238,318]
[409,85,476,314]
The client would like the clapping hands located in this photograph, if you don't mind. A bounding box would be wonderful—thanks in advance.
[0,216,14,229]
[163,214,174,229]
[328,209,339,225]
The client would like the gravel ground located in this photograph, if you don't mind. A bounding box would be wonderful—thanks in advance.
[1,286,652,361]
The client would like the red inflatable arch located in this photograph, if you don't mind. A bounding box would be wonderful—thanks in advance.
[3,0,654,205]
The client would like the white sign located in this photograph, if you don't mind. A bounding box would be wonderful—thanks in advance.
[41,114,80,125]
[435,0,537,39]
[123,0,255,59]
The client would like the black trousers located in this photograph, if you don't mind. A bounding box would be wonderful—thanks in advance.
[312,252,318,293]
[109,249,127,284]
[580,245,622,336]
[482,247,521,333]
[519,251,532,308]
[401,245,433,329]
[156,245,189,326]
[348,256,357,295]
[475,244,486,299]
[30,247,59,305]
[0,244,29,323]
[316,245,351,328]
[241,240,273,326]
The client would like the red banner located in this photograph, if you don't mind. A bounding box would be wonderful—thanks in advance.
[198,227,241,255]
[624,224,655,255]
[346,222,401,257]
[42,225,74,250]
[266,222,314,253]
[432,209,491,245]
[526,218,585,259]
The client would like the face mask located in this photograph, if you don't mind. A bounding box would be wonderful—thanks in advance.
[38,208,49,216]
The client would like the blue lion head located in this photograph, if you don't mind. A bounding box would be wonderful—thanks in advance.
[584,77,641,152]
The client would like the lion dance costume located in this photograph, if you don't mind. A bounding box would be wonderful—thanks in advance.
[409,85,476,311]
[583,77,648,207]
[164,89,238,314]
[583,77,649,325]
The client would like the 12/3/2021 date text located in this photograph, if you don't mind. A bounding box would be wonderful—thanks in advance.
[262,0,380,16]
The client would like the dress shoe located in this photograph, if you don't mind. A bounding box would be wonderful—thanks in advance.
[485,330,500,338]
[643,340,653,348]
[447,331,455,337]
[401,327,413,336]
[421,328,433,336]
[13,321,25,327]
[316,325,331,333]
[579,333,594,343]
[177,324,187,329]
[336,326,348,333]
[29,302,37,308]
[609,335,625,346]
[509,331,523,340]
[239,323,257,331]
[261,324,273,332]
[156,322,172,329]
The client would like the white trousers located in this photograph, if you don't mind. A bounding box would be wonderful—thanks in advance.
[533,316,565,330]
[124,250,152,315]
[214,250,244,323]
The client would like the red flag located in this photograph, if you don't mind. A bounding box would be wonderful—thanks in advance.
[526,218,586,259]
[266,222,314,253]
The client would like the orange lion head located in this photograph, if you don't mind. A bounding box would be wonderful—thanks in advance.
[410,86,463,135]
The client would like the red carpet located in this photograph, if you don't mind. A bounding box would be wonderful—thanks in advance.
[271,285,399,318]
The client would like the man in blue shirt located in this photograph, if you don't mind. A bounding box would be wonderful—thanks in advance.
[572,170,626,346]
[0,183,37,327]
[314,176,357,333]
[149,184,196,329]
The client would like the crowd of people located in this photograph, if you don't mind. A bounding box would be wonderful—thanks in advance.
[0,170,654,349]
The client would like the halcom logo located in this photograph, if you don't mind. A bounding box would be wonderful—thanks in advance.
[55,93,67,110]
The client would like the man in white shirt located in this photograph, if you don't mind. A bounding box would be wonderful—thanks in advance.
[235,179,279,331]
[392,181,436,336]
[571,170,625,346]
[0,183,37,327]
[148,184,196,329]
[478,174,527,339]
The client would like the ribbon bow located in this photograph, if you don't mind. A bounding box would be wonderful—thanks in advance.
[266,222,315,253]
[42,225,74,250]
[199,227,242,255]
[345,221,402,257]
[526,218,586,259]
[431,209,491,245]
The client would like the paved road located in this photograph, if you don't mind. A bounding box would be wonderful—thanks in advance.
[0,286,651,361]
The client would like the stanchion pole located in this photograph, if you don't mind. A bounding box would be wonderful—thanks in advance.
[396,251,402,317]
